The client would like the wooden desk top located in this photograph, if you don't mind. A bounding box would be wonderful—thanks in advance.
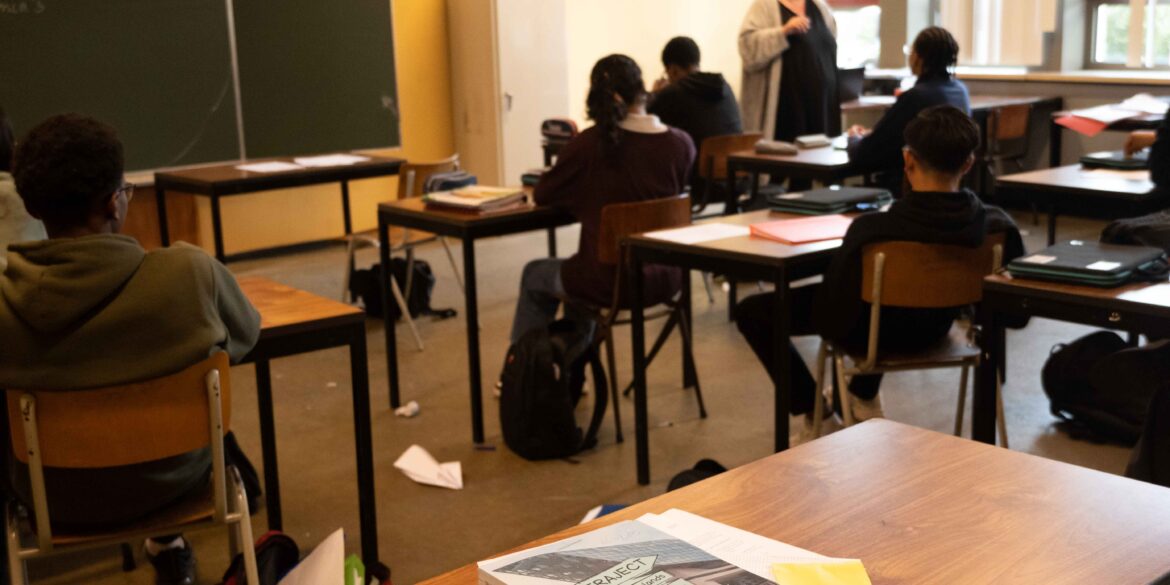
[997,165,1154,197]
[843,94,1053,114]
[239,276,364,338]
[728,147,851,171]
[377,197,576,238]
[629,210,846,267]
[154,155,405,194]
[420,420,1170,585]
[985,271,1170,311]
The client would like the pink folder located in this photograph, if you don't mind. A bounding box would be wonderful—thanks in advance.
[750,214,852,245]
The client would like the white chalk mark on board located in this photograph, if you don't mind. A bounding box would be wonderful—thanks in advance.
[381,95,399,119]
[0,1,46,15]
[167,78,232,167]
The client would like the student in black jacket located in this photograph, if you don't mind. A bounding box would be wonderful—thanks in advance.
[735,106,1025,439]
[649,37,743,169]
[846,27,970,196]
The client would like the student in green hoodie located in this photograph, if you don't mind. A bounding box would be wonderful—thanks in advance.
[0,113,260,585]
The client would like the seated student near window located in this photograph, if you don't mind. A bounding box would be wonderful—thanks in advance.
[0,106,47,272]
[0,114,261,585]
[735,106,1024,440]
[648,36,744,172]
[508,54,695,344]
[846,27,970,197]
[1124,114,1170,192]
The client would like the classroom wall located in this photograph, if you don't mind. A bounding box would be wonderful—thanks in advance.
[192,0,456,256]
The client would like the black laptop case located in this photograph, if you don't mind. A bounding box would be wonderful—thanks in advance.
[1007,241,1167,287]
[767,186,892,215]
[1080,150,1150,170]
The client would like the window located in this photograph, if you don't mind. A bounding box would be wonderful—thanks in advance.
[940,0,1057,67]
[1089,0,1170,68]
[830,1,882,68]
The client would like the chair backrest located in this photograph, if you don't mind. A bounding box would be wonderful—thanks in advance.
[598,194,692,266]
[398,154,461,200]
[860,234,1005,309]
[6,352,232,469]
[697,133,763,180]
[989,104,1031,144]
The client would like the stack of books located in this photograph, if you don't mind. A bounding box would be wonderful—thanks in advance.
[423,186,526,214]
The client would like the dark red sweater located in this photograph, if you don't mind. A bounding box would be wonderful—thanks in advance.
[534,124,695,307]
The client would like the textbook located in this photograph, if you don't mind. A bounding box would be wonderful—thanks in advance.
[423,187,526,213]
[750,214,852,245]
[477,509,835,585]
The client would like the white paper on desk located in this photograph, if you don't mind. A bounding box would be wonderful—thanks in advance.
[293,154,370,167]
[278,528,344,585]
[639,509,827,581]
[1083,168,1152,181]
[645,223,750,245]
[394,445,463,490]
[1071,105,1140,125]
[236,161,304,173]
[1119,93,1170,115]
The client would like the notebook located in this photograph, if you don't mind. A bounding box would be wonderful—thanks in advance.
[767,186,891,215]
[1007,241,1167,287]
[1080,149,1150,170]
[750,214,852,245]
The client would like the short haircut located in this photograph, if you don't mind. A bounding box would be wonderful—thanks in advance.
[662,36,701,69]
[13,113,124,226]
[0,107,14,173]
[903,105,980,174]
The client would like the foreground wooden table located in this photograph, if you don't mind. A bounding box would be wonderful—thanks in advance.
[420,420,1170,585]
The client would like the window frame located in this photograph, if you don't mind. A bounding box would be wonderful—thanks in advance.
[1085,0,1170,70]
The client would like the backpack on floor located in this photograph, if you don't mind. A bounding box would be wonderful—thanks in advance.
[1043,331,1170,444]
[499,318,608,461]
[349,258,457,321]
[218,531,300,585]
[666,459,728,492]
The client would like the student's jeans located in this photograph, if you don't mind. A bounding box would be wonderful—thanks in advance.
[509,258,593,344]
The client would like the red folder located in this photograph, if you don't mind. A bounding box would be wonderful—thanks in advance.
[750,214,852,245]
[1055,115,1109,137]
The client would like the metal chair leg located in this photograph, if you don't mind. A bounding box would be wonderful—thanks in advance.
[701,273,716,304]
[390,276,425,351]
[440,237,466,293]
[997,375,1010,449]
[341,236,358,303]
[812,342,828,437]
[604,333,623,443]
[675,305,706,419]
[7,504,27,585]
[835,354,855,427]
[955,365,970,437]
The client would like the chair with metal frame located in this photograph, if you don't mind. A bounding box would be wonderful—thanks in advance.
[581,194,707,442]
[341,154,466,350]
[811,237,1010,447]
[983,104,1033,208]
[693,133,763,217]
[4,352,259,584]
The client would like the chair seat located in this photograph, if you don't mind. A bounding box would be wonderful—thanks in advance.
[845,326,979,370]
[46,484,218,547]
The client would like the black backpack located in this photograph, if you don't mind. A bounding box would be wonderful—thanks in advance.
[499,319,608,461]
[349,258,456,320]
[1042,331,1170,444]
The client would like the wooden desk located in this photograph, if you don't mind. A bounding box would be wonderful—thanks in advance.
[420,420,1170,585]
[155,156,405,262]
[237,277,380,567]
[724,148,856,215]
[995,165,1158,245]
[626,211,844,484]
[1050,106,1164,167]
[376,199,577,443]
[973,273,1170,445]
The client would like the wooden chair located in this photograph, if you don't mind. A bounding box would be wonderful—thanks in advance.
[342,154,466,351]
[983,104,1033,200]
[582,194,707,442]
[810,237,1009,447]
[694,133,762,217]
[4,353,259,584]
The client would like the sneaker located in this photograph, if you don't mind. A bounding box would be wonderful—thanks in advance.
[146,543,196,585]
[850,394,885,422]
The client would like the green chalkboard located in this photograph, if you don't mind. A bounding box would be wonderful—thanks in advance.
[0,0,399,172]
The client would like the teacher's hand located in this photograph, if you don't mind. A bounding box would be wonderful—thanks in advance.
[1124,130,1157,157]
[783,16,811,35]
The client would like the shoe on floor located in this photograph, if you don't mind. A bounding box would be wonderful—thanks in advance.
[850,394,885,422]
[146,543,196,585]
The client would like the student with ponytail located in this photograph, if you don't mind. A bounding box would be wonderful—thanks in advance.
[505,54,695,346]
[846,26,970,196]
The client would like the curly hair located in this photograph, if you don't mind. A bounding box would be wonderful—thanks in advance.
[13,113,124,226]
[904,105,980,173]
[912,26,960,80]
[0,107,14,174]
[662,37,701,69]
[586,54,646,148]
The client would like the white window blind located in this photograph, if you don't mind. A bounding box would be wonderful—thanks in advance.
[940,0,1058,66]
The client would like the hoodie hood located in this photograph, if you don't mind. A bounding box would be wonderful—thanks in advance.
[2,234,145,333]
[677,72,732,102]
[890,189,987,245]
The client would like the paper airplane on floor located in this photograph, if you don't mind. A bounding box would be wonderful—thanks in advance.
[394,445,463,490]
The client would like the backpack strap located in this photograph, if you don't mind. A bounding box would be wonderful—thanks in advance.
[579,347,609,451]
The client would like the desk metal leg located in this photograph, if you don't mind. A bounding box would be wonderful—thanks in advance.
[681,272,698,389]
[379,220,401,409]
[341,181,353,236]
[254,359,282,531]
[1049,121,1063,168]
[973,307,1002,444]
[547,228,557,258]
[463,238,485,444]
[156,186,171,246]
[1047,206,1058,246]
[348,324,379,567]
[632,253,650,485]
[772,269,791,452]
[211,194,226,263]
[724,161,740,216]
[728,282,738,323]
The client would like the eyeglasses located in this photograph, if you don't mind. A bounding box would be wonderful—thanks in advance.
[115,182,135,202]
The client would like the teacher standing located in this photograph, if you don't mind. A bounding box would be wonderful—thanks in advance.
[739,0,840,144]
